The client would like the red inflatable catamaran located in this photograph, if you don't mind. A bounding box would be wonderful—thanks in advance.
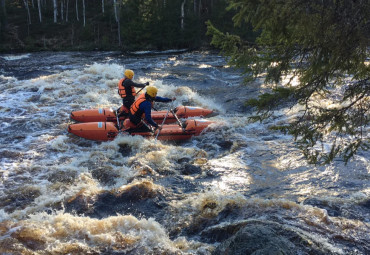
[68,106,216,141]
[68,119,214,141]
[70,106,214,124]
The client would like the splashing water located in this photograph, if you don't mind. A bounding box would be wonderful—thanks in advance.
[0,51,368,254]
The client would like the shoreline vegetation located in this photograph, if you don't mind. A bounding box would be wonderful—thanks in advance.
[0,0,246,54]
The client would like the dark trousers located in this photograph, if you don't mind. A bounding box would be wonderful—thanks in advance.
[117,98,135,117]
[123,98,134,109]
[127,114,152,133]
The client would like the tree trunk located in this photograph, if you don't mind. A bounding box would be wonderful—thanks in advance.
[117,17,121,47]
[0,0,7,29]
[37,0,42,22]
[97,24,99,43]
[102,0,104,13]
[61,0,64,22]
[23,0,32,25]
[181,0,186,30]
[82,0,85,26]
[113,0,118,22]
[53,0,57,23]
[75,0,79,21]
[117,1,121,47]
[113,0,121,46]
[66,0,69,22]
[71,23,74,46]
[199,0,202,16]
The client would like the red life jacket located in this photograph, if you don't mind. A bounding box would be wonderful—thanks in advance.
[118,78,137,98]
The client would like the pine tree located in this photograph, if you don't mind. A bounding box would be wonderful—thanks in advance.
[207,0,370,163]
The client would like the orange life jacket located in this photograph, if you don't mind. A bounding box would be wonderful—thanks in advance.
[130,93,154,123]
[118,78,137,98]
[130,93,146,117]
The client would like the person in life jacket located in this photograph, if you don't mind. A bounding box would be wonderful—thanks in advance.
[123,86,175,132]
[117,69,149,117]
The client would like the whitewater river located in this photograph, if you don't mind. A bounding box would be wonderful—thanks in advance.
[0,51,368,254]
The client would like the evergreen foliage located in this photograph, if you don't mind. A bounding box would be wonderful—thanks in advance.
[0,0,237,52]
[207,0,370,163]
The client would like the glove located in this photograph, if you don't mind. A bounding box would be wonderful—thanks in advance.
[171,97,176,101]
[145,82,149,86]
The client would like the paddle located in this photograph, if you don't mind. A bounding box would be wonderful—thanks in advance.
[155,101,173,141]
[136,82,149,95]
[116,109,120,129]
[136,87,145,95]
[139,119,153,133]
[171,108,185,131]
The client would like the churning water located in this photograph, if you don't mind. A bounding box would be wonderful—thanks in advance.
[0,51,368,254]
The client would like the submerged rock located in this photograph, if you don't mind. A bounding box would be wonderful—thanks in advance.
[181,164,202,175]
[0,186,42,213]
[213,224,294,255]
[65,181,168,220]
[91,166,119,186]
[212,222,328,255]
[48,170,77,184]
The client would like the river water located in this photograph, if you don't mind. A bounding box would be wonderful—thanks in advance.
[0,51,368,254]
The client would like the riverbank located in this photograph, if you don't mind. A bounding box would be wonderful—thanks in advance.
[0,26,211,54]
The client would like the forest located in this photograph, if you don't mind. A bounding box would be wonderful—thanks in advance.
[0,0,250,52]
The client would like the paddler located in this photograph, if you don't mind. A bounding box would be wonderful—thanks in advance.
[117,69,149,117]
[123,86,175,132]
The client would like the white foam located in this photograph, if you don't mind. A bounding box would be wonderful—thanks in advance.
[1,54,31,60]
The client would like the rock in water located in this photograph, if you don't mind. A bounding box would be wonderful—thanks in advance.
[213,222,327,255]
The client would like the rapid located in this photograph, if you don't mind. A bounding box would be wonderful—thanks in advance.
[0,51,369,254]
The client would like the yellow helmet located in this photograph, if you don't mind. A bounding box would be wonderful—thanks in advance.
[146,86,158,98]
[124,69,134,79]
